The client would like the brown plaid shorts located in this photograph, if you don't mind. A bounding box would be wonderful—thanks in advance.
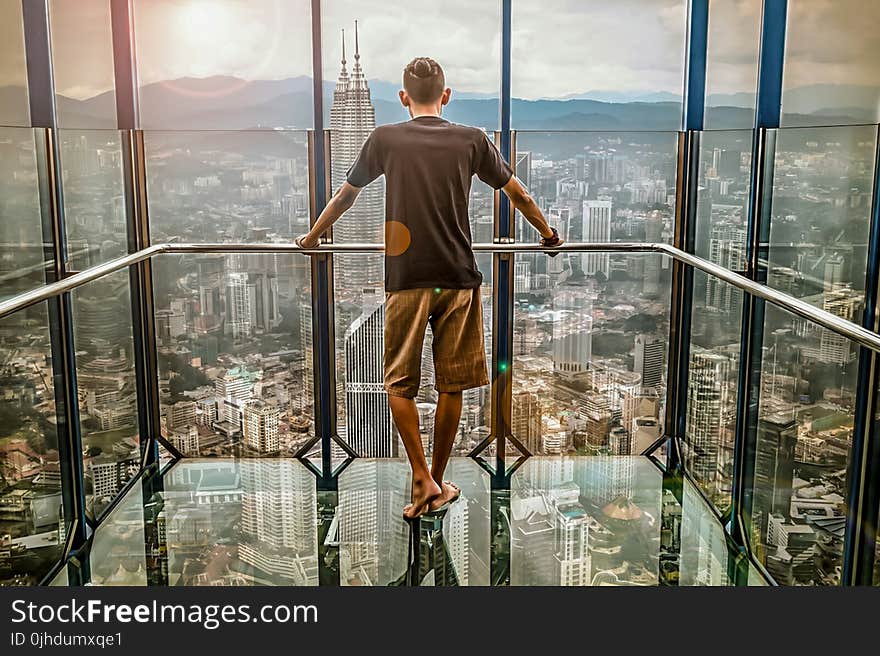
[384,287,489,399]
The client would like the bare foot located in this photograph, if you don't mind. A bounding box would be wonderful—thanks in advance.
[428,481,461,512]
[403,477,442,520]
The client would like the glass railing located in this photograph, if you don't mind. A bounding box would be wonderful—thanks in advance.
[0,301,66,586]
[2,123,880,588]
[53,454,772,587]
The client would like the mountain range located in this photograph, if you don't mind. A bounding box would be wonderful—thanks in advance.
[1,76,877,131]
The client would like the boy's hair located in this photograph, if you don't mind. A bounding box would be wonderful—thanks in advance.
[403,57,445,103]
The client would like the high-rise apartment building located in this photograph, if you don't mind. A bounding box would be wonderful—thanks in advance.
[512,389,542,455]
[684,352,731,491]
[819,287,861,364]
[240,460,317,584]
[634,334,665,390]
[243,401,281,454]
[706,225,746,314]
[225,271,252,339]
[581,199,612,277]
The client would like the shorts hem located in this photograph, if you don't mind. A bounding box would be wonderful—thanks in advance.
[384,387,418,399]
[435,378,490,394]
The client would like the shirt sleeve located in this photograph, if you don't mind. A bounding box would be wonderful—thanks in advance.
[346,130,384,188]
[473,132,514,189]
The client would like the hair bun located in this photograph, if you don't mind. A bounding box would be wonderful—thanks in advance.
[413,59,433,78]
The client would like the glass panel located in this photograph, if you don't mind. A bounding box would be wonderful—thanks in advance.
[0,302,66,586]
[704,0,761,129]
[511,1,686,130]
[73,270,140,519]
[154,254,313,457]
[84,459,319,586]
[337,457,489,586]
[144,130,309,243]
[322,3,500,129]
[81,476,147,585]
[767,126,877,319]
[512,132,679,244]
[48,565,68,586]
[49,0,117,128]
[0,127,49,300]
[132,0,313,129]
[58,130,127,270]
[513,253,670,457]
[510,456,662,586]
[679,478,733,585]
[0,1,29,126]
[782,0,880,126]
[684,279,742,512]
[694,130,752,263]
[751,303,854,585]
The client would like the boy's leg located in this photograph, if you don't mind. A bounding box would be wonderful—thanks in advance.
[384,289,440,518]
[388,395,441,518]
[429,288,489,509]
[429,391,462,507]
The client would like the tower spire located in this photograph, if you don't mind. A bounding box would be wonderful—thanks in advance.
[341,28,346,66]
[354,20,360,61]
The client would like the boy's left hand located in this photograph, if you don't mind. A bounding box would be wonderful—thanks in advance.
[296,234,319,249]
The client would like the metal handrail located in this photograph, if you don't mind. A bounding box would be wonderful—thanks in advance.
[3,240,880,354]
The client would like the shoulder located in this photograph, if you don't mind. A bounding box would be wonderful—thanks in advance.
[447,122,489,141]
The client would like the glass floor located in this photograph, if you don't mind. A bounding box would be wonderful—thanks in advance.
[54,457,768,586]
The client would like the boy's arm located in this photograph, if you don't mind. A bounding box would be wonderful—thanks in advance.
[501,176,563,246]
[296,182,362,249]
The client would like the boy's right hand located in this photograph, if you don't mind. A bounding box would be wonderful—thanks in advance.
[540,227,564,256]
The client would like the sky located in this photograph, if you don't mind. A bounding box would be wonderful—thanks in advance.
[0,0,878,101]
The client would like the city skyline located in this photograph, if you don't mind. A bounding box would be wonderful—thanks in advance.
[0,1,877,106]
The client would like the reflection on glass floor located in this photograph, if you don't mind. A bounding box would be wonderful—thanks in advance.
[55,457,767,586]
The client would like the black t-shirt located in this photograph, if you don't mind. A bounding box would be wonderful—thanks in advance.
[346,116,513,291]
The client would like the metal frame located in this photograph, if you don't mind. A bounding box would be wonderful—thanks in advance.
[663,0,708,468]
[6,242,880,352]
[110,0,162,469]
[842,127,880,585]
[21,0,89,585]
[730,0,788,554]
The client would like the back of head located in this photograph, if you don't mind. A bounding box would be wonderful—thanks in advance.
[403,57,445,104]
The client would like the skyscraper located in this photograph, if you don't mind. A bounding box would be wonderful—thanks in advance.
[643,211,663,298]
[634,334,665,390]
[684,352,731,492]
[344,295,393,456]
[246,251,280,333]
[581,199,612,277]
[225,271,252,339]
[753,414,797,543]
[706,225,746,314]
[330,23,384,292]
[552,291,593,377]
[243,401,281,454]
[819,287,860,364]
[240,460,317,584]
[512,389,542,455]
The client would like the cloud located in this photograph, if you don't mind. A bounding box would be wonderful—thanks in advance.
[1,0,878,109]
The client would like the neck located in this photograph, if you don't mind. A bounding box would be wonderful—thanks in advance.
[409,104,442,119]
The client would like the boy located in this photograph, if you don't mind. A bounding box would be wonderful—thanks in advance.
[297,57,562,519]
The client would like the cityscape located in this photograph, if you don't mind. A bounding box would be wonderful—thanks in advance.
[2,11,879,586]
